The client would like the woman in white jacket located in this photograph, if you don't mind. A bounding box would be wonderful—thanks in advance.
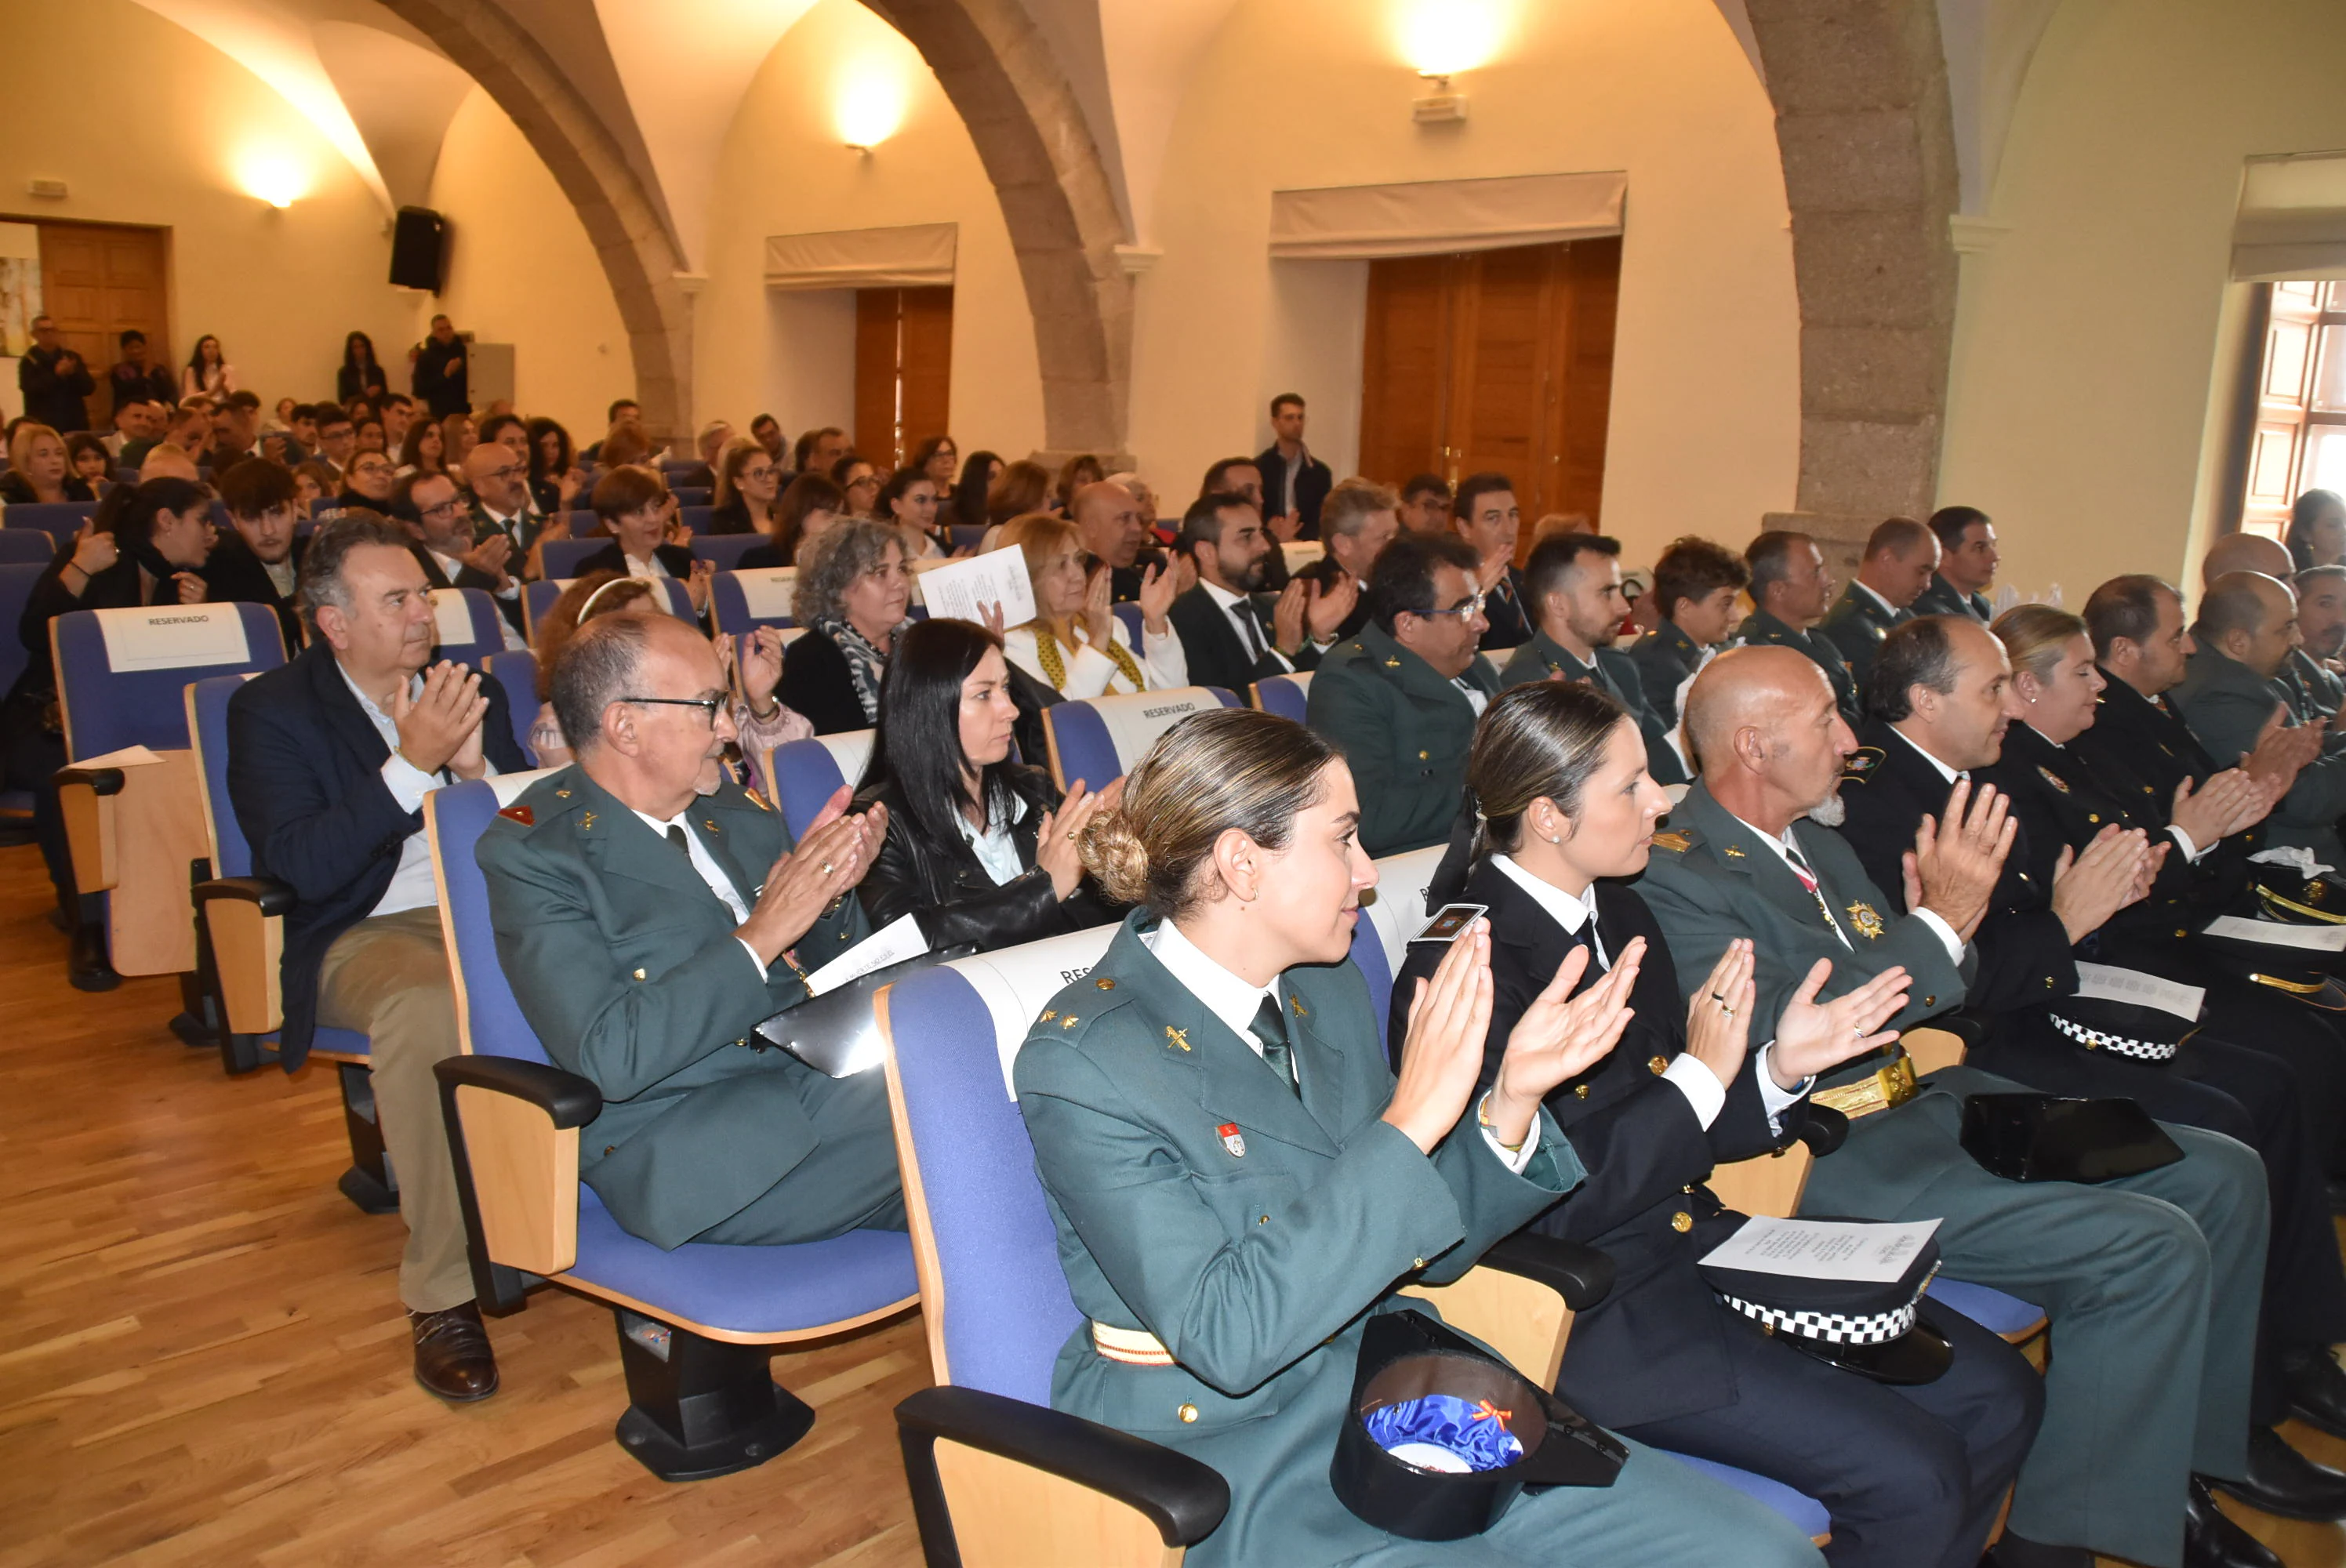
[993,512,1186,698]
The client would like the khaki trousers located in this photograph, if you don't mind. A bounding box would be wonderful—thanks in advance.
[317,906,473,1314]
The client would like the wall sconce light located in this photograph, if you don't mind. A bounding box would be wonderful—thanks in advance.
[835,57,909,153]
[1413,74,1469,124]
[238,155,305,209]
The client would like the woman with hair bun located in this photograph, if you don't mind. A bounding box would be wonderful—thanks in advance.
[1011,706,1825,1568]
[1401,682,2036,1568]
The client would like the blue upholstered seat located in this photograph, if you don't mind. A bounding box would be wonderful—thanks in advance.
[53,601,287,758]
[1,499,100,543]
[537,537,606,579]
[691,531,768,572]
[427,777,918,1477]
[1110,601,1143,647]
[1251,670,1313,723]
[0,529,56,564]
[480,651,540,764]
[766,731,875,840]
[1037,684,1241,793]
[428,586,506,668]
[710,567,797,640]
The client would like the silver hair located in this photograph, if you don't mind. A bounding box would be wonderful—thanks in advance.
[296,512,413,634]
[792,517,905,626]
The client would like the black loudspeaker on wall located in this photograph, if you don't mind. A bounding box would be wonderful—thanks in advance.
[390,207,447,292]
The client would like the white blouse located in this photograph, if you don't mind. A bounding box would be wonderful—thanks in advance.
[1003,617,1187,699]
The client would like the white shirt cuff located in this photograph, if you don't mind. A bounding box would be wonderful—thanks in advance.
[736,936,770,978]
[1480,1107,1542,1174]
[2167,825,2208,862]
[379,751,436,812]
[1661,1053,1727,1131]
[1754,1042,1815,1135]
[1910,907,1966,965]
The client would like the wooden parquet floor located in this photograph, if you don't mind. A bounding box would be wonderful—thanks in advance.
[1,831,2344,1566]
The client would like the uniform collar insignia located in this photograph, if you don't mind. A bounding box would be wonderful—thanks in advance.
[1722,844,1748,858]
[1651,829,1691,853]
[1164,1024,1190,1051]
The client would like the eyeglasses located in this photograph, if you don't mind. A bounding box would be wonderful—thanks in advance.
[420,498,467,519]
[622,695,725,725]
[485,464,525,483]
[1423,592,1488,620]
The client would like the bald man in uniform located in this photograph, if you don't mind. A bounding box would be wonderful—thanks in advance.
[2173,572,2346,864]
[1638,646,2280,1568]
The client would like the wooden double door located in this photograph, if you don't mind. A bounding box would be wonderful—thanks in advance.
[854,286,953,471]
[30,220,170,431]
[1358,237,1620,541]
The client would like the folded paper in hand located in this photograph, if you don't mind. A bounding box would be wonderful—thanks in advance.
[2203,913,2346,953]
[1699,1217,1942,1283]
[917,550,1036,628]
[803,913,928,996]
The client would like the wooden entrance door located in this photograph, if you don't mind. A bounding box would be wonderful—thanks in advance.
[32,221,170,431]
[1358,238,1620,545]
[854,286,953,471]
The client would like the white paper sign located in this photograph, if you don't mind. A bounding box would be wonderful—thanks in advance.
[430,588,479,648]
[732,568,797,620]
[1700,1217,1943,1283]
[93,604,251,672]
[2073,963,2203,1021]
[916,550,1035,628]
[1091,688,1226,779]
[802,913,929,997]
[2203,913,2346,953]
[71,744,165,769]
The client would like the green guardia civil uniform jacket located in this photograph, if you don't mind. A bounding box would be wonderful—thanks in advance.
[1305,620,1502,857]
[476,764,881,1249]
[1014,913,1821,1568]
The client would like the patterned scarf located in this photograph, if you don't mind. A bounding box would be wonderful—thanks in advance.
[816,615,901,721]
[1033,623,1144,693]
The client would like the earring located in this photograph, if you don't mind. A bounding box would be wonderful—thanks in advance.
[1546,834,1563,845]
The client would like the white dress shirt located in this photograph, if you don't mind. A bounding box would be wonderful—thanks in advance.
[623,550,671,580]
[1729,803,1965,966]
[340,665,496,918]
[953,792,1030,886]
[1200,577,1294,673]
[1850,579,1899,619]
[1142,917,1541,1172]
[1490,855,1811,1128]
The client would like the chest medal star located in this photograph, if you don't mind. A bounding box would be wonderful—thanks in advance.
[1844,902,1887,941]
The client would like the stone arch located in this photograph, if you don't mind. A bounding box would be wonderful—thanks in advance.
[378,0,694,441]
[1741,0,1962,533]
[866,0,1134,459]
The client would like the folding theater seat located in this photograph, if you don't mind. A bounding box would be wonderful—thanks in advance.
[52,601,288,982]
[762,730,876,838]
[425,777,919,1479]
[877,926,1642,1564]
[1249,670,1312,723]
[426,586,507,668]
[536,537,606,579]
[2,499,100,544]
[0,529,57,564]
[690,532,767,572]
[481,651,541,764]
[710,566,797,641]
[184,674,394,1211]
[521,575,694,638]
[1038,685,1240,793]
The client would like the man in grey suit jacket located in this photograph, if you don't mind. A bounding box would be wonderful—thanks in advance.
[477,614,903,1249]
[1639,645,2300,1568]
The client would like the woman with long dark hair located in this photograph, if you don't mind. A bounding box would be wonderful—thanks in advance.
[876,465,945,557]
[910,434,957,490]
[525,416,580,517]
[1013,706,1824,1568]
[949,448,1000,532]
[1403,683,2037,1568]
[740,474,845,570]
[710,437,782,537]
[851,618,1113,950]
[397,417,445,478]
[181,334,234,400]
[338,331,390,403]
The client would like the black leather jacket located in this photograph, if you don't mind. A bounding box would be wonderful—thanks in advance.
[854,764,1114,953]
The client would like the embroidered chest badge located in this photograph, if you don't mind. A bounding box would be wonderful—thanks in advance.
[1217,1122,1247,1158]
[1845,902,1887,941]
[2036,767,2071,794]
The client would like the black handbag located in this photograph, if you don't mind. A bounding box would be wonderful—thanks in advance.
[1330,1308,1625,1541]
[752,944,977,1075]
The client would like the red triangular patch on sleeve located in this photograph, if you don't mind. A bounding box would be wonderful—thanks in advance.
[497,804,535,825]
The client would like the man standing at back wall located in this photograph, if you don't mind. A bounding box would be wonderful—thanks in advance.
[1253,393,1330,542]
[411,314,469,418]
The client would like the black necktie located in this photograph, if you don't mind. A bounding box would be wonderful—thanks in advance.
[1248,994,1299,1096]
[1234,601,1265,659]
[666,825,689,857]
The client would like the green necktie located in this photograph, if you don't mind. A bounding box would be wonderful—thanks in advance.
[1249,993,1299,1097]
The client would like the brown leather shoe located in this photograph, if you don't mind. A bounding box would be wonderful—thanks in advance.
[410,1301,499,1402]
